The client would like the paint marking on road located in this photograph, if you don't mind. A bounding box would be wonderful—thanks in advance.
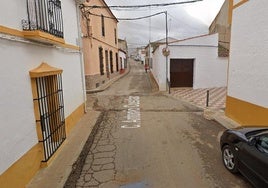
[122,96,141,128]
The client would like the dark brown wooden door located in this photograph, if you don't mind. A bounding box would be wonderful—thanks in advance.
[170,59,194,87]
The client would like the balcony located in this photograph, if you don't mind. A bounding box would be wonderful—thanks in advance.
[22,0,65,45]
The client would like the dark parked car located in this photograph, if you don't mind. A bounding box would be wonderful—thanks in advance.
[220,127,268,188]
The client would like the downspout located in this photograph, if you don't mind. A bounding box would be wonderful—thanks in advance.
[75,1,87,113]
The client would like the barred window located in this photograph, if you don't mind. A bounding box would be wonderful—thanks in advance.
[110,51,113,74]
[30,63,66,162]
[116,53,119,72]
[99,47,104,75]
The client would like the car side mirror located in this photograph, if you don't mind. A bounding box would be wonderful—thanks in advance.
[248,137,257,146]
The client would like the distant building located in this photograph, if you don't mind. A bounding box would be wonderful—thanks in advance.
[137,47,146,64]
[118,39,128,71]
[209,0,231,57]
[80,0,119,90]
[0,1,85,187]
[225,0,268,125]
[145,37,178,68]
[151,34,228,91]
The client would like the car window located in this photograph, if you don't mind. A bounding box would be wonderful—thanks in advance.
[257,135,268,154]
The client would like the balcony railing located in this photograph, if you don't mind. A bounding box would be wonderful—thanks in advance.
[22,0,64,38]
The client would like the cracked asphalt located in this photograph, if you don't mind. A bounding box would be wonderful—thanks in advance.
[64,60,252,188]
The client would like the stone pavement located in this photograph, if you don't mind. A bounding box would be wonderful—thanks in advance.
[170,87,226,109]
[169,87,240,129]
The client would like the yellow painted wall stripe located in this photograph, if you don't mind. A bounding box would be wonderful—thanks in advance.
[0,25,24,37]
[29,63,63,78]
[0,25,79,51]
[228,0,249,24]
[226,0,262,126]
[0,143,43,188]
[233,0,249,9]
[65,103,86,135]
[0,103,85,188]
[61,43,80,51]
[226,96,268,126]
[228,0,234,25]
[23,30,65,44]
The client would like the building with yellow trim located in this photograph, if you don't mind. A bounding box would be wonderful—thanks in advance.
[0,1,86,187]
[226,0,268,125]
[80,0,120,90]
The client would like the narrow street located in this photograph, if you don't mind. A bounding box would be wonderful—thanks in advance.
[65,60,252,188]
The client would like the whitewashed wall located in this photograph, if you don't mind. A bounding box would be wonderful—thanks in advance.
[152,34,228,91]
[62,0,79,45]
[0,0,83,175]
[0,0,79,45]
[228,0,268,107]
[0,1,26,30]
[0,39,84,175]
[152,47,167,91]
[119,50,126,69]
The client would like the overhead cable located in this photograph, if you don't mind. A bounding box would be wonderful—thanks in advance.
[80,0,203,9]
[88,11,165,21]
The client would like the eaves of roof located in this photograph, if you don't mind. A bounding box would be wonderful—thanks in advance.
[101,0,119,22]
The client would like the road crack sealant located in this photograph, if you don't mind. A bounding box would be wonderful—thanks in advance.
[65,95,142,187]
[65,108,122,188]
[64,112,106,188]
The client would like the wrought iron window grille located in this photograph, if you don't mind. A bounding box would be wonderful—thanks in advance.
[99,47,104,75]
[110,51,114,74]
[22,0,64,38]
[34,74,66,162]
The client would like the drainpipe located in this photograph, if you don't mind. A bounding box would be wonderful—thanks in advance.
[75,1,87,113]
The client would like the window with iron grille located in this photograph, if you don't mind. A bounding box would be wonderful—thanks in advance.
[110,51,113,74]
[99,47,104,75]
[22,0,64,38]
[116,53,119,72]
[105,50,110,77]
[34,74,66,162]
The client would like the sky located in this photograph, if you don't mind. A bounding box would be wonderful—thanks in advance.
[104,0,225,49]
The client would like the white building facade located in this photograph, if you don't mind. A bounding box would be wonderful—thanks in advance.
[0,1,86,187]
[119,49,127,70]
[152,34,228,91]
[118,39,128,70]
[226,0,268,125]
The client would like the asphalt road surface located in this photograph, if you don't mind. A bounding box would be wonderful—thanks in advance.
[65,60,252,188]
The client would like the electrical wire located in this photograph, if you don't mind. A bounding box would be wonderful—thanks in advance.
[81,0,203,9]
[81,1,204,21]
[87,11,165,21]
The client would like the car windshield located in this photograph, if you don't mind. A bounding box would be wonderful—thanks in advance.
[245,129,268,138]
